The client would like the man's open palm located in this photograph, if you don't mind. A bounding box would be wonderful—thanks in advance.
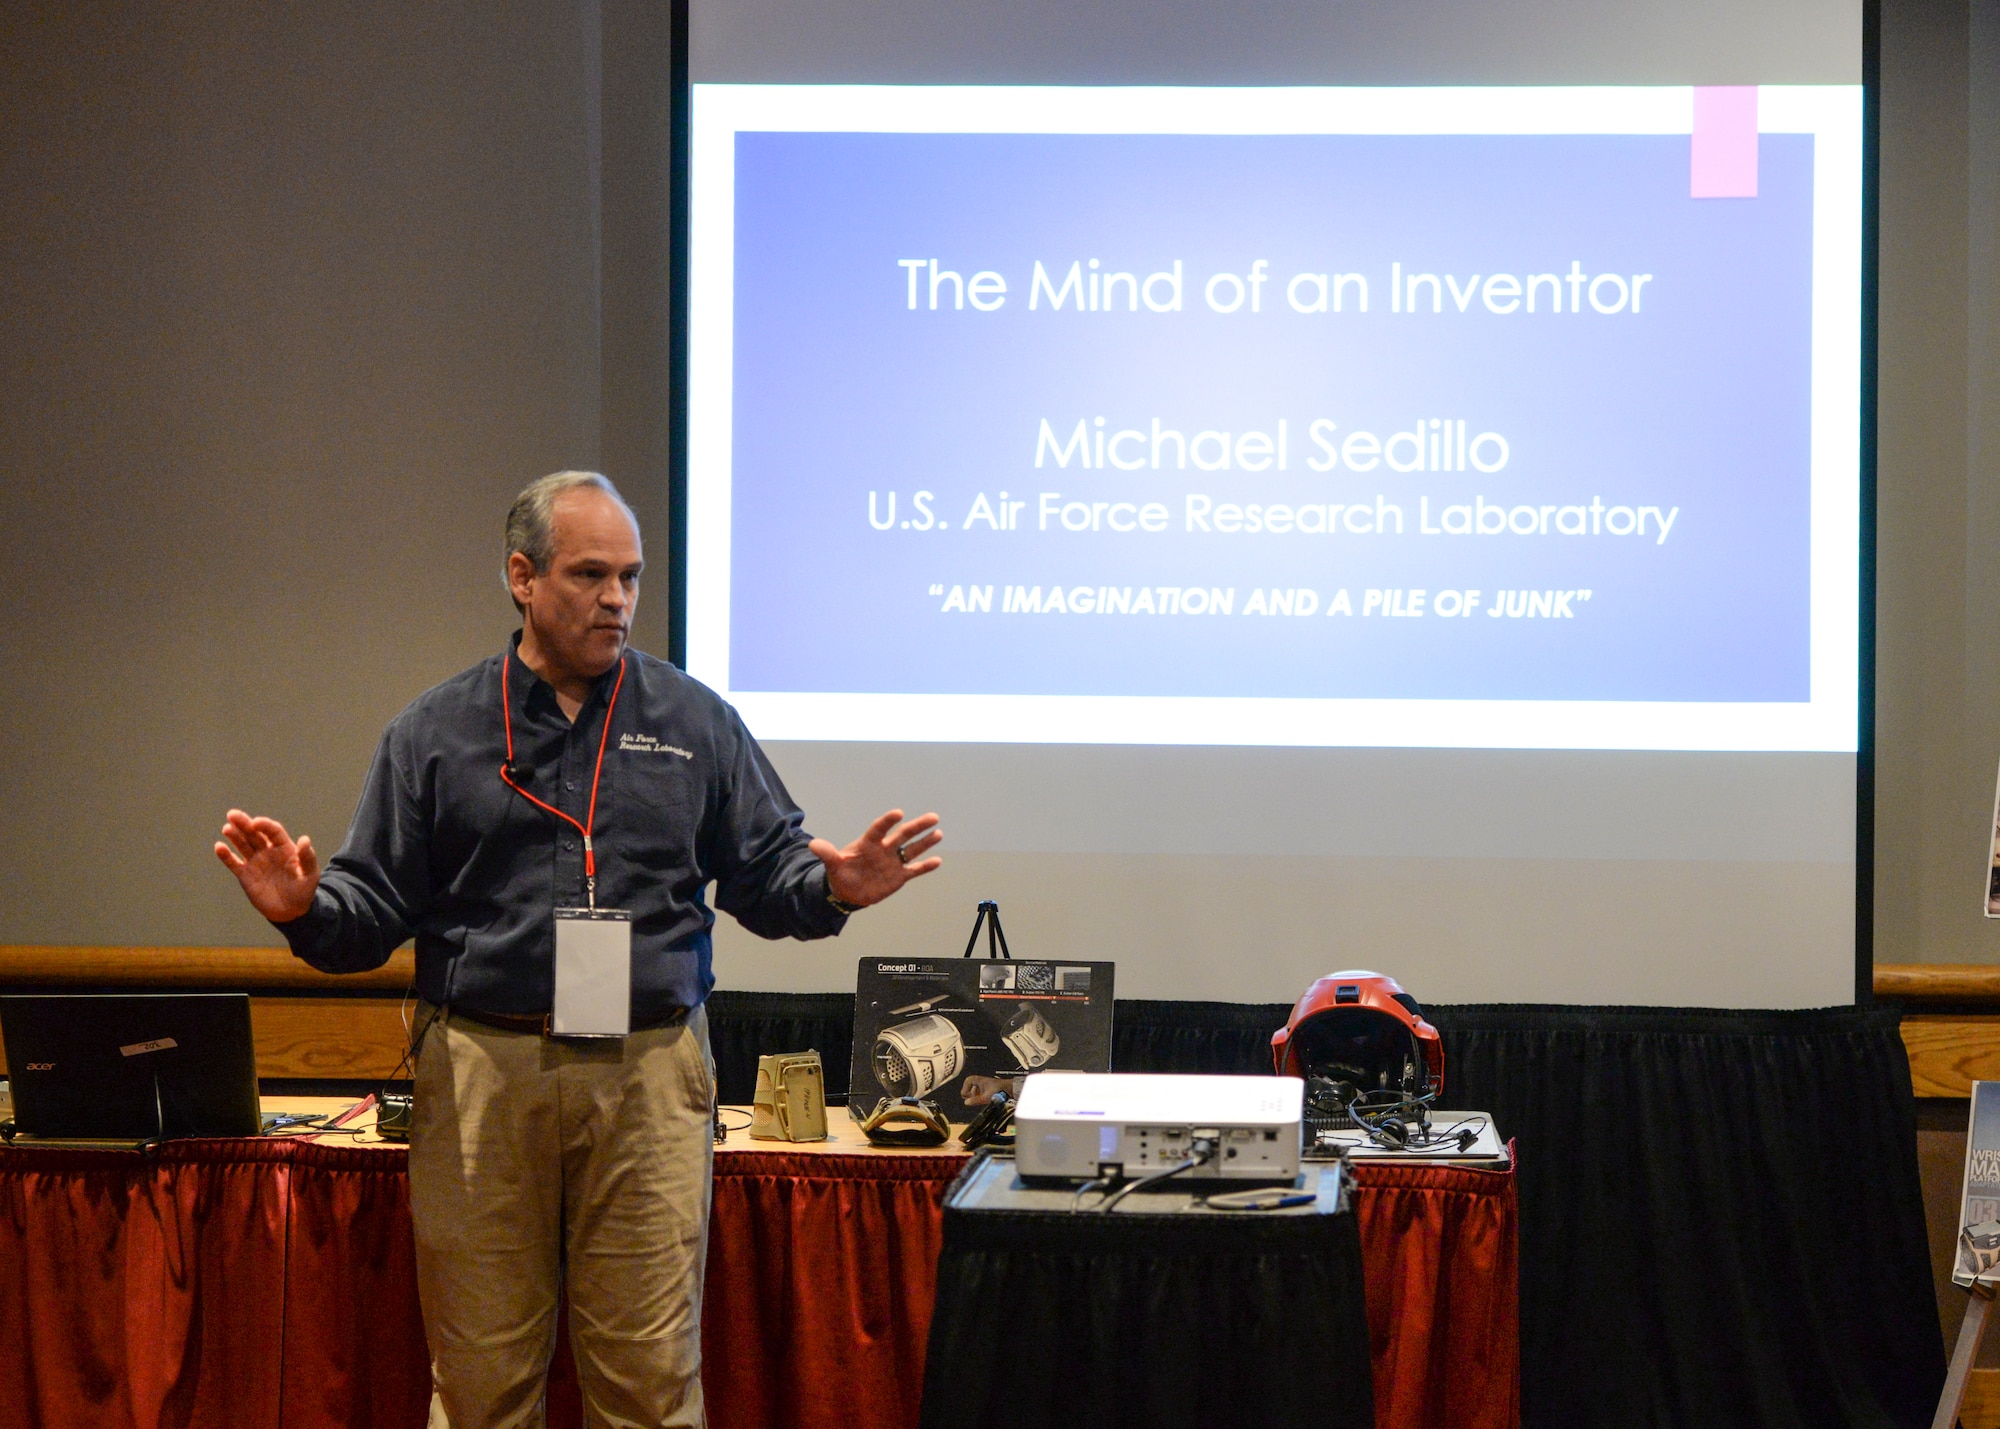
[214,809,320,924]
[810,809,942,909]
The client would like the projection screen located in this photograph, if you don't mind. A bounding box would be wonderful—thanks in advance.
[684,0,1867,1007]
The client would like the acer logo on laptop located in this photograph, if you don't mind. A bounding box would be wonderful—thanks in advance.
[24,1062,53,1071]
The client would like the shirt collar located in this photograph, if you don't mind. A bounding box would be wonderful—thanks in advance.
[505,632,622,723]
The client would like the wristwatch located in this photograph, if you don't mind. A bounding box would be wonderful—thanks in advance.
[828,892,863,916]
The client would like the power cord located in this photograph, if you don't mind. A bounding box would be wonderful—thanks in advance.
[261,987,425,1144]
[363,985,428,1143]
[1339,1089,1482,1154]
[1417,1114,1487,1152]
[381,983,428,1090]
[1070,1165,1124,1213]
[713,1107,753,1143]
[1097,1134,1221,1213]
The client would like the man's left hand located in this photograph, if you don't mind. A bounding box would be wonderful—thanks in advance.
[811,809,942,909]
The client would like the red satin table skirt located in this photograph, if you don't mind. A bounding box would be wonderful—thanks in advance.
[0,1140,1516,1429]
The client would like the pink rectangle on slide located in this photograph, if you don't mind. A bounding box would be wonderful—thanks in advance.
[1691,86,1758,197]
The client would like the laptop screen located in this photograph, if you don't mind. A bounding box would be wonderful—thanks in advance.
[1,993,261,1140]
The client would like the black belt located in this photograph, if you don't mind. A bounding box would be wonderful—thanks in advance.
[448,1005,690,1036]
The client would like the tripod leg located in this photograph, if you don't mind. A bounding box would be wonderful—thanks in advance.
[961,904,989,959]
[1932,1291,1993,1429]
[962,900,1014,959]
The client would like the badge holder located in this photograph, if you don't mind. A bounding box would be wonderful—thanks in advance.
[552,906,632,1037]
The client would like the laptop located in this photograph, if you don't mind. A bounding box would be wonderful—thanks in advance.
[1,993,261,1140]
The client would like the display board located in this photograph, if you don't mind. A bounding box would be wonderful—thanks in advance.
[684,0,1867,1007]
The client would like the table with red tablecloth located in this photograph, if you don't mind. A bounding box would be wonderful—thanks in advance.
[0,1137,1516,1429]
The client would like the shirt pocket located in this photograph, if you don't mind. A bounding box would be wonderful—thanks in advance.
[611,753,704,877]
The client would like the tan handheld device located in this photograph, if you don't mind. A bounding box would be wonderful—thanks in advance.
[751,1050,828,1142]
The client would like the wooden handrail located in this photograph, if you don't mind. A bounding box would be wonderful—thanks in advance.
[0,945,414,991]
[0,951,1998,1094]
[0,949,1992,1001]
[1874,964,2000,1002]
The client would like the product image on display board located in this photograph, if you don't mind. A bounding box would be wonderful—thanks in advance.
[850,952,1114,1122]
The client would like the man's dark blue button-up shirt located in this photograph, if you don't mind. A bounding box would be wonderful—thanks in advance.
[277,636,844,1020]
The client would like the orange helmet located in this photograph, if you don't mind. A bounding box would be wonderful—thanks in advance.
[1271,970,1444,1102]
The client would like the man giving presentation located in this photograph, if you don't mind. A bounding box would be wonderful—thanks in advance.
[216,470,942,1427]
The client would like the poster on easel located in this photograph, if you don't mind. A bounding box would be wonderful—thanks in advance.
[1934,1087,2000,1429]
[849,955,1114,1124]
[848,903,1113,1124]
[1955,1081,2000,1286]
[1984,759,2000,917]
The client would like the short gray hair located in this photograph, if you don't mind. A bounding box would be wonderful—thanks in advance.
[503,471,635,590]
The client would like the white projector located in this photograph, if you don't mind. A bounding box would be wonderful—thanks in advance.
[1014,1072,1303,1182]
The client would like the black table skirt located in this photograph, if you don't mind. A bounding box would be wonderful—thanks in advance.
[918,1199,1374,1429]
[706,991,1943,1429]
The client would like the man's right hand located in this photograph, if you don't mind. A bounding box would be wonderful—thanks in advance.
[214,809,321,924]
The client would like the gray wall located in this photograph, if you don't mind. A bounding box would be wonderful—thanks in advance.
[692,0,1858,83]
[0,1,668,950]
[0,0,1993,972]
[1874,0,2000,964]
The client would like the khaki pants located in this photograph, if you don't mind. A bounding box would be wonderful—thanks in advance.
[408,1002,716,1429]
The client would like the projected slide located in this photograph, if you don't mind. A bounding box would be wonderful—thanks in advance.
[688,87,1860,750]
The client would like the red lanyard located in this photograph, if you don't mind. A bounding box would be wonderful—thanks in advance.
[500,652,628,908]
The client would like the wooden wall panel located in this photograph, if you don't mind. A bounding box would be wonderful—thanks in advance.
[0,995,414,1081]
[1966,1367,2000,1429]
[1903,1017,2000,1098]
[246,997,413,1079]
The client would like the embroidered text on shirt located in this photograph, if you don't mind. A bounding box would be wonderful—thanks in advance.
[619,733,694,759]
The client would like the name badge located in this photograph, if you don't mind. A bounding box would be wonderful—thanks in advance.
[552,907,632,1037]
